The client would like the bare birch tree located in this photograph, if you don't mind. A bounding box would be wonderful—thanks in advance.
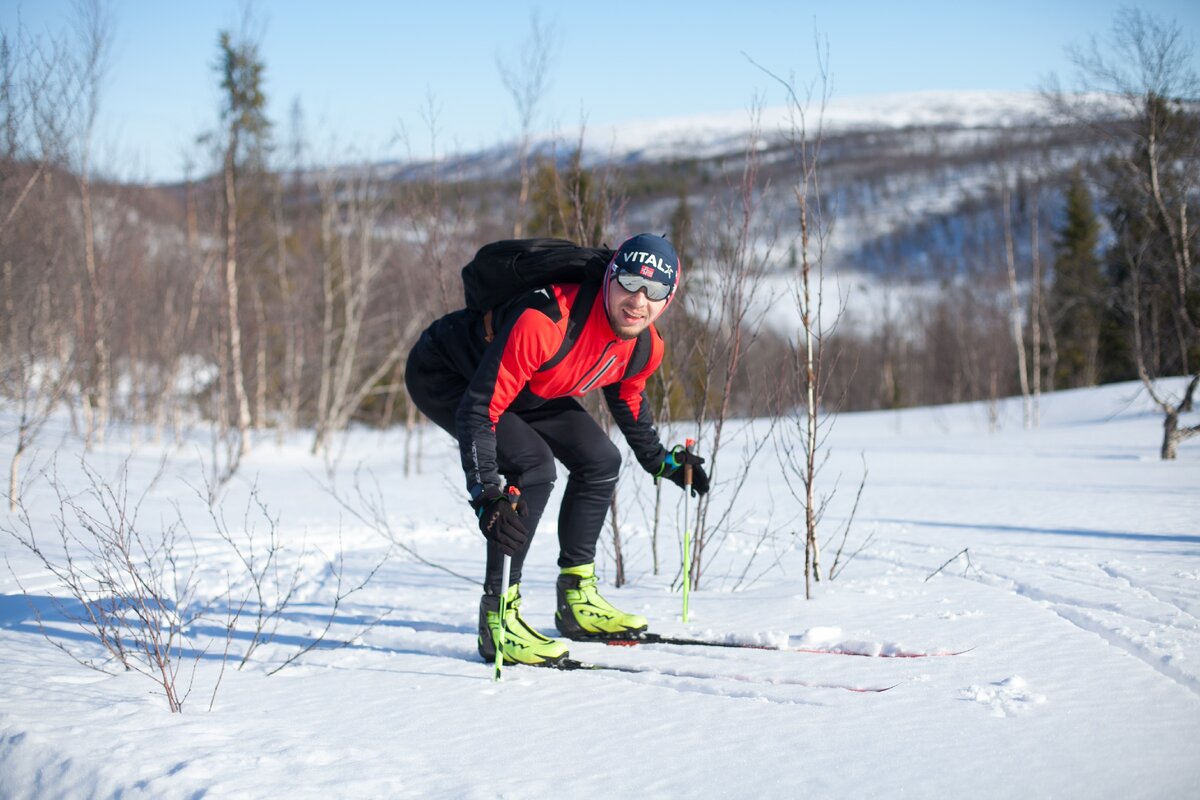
[1029,188,1044,426]
[497,10,555,238]
[752,35,863,598]
[1,14,81,509]
[69,0,114,448]
[272,99,309,438]
[1002,184,1034,428]
[311,167,420,455]
[4,266,76,511]
[672,102,777,591]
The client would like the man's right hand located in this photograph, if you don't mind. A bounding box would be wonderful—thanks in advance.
[472,485,529,555]
[656,445,710,497]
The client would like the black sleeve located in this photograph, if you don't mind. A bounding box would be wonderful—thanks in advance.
[455,291,564,497]
[602,331,667,474]
[605,385,668,474]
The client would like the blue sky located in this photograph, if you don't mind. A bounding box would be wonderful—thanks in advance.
[3,0,1198,182]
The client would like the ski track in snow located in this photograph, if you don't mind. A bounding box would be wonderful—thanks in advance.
[867,537,1200,698]
[1097,561,1200,623]
[974,561,1200,698]
[541,668,829,706]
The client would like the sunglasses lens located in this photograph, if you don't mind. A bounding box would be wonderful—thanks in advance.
[616,271,671,301]
[645,281,670,301]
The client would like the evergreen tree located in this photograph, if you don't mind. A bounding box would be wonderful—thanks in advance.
[1050,168,1104,387]
[217,30,271,171]
[525,149,606,246]
[668,184,694,270]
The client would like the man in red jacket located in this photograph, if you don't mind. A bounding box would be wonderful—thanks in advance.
[405,233,709,666]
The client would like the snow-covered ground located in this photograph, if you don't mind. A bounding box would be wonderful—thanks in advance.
[2,379,1198,798]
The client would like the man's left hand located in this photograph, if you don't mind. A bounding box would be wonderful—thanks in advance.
[656,445,709,497]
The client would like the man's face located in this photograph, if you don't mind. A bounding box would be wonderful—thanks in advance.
[606,274,669,340]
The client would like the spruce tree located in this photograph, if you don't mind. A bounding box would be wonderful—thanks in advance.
[668,184,694,270]
[525,149,606,245]
[1050,168,1104,387]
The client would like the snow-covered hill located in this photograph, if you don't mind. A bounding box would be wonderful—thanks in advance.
[2,380,1198,797]
[375,89,1116,178]
[568,90,1072,162]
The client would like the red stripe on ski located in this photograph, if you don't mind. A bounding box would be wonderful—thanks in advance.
[601,633,972,659]
[530,658,897,692]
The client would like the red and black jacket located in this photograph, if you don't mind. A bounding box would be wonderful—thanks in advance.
[427,280,668,494]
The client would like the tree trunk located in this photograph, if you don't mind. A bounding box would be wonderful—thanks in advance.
[80,171,109,447]
[1159,375,1200,460]
[1162,409,1180,460]
[403,395,419,477]
[1003,189,1032,428]
[800,197,821,595]
[513,143,529,238]
[253,284,267,429]
[609,492,625,588]
[223,145,252,457]
[312,184,337,454]
[272,180,295,436]
[1029,192,1042,427]
[7,438,22,513]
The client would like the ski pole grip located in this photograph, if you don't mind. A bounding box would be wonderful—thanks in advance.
[506,485,521,510]
[683,438,695,487]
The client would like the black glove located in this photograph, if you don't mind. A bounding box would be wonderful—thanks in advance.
[656,445,709,497]
[471,485,529,556]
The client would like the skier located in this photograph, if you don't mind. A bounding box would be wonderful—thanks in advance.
[405,233,709,666]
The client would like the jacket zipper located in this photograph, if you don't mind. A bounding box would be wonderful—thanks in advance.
[568,341,618,395]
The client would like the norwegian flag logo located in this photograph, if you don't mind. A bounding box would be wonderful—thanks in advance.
[639,265,655,278]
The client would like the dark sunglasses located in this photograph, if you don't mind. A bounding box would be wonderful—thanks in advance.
[615,271,672,301]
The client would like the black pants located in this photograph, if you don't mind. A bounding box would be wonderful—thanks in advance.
[405,348,620,595]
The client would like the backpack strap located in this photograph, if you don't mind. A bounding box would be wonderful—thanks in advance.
[538,279,601,373]
[482,279,652,392]
[483,310,496,344]
[622,328,653,380]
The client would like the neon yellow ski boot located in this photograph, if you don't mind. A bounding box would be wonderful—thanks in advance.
[477,584,570,665]
[555,563,648,639]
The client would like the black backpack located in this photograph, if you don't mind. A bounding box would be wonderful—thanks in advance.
[461,237,613,344]
[461,238,613,313]
[459,238,653,382]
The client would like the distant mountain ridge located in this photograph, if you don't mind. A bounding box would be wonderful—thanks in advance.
[367,89,1122,186]
[556,90,1073,162]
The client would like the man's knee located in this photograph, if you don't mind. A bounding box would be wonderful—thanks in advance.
[518,458,557,490]
[577,438,622,482]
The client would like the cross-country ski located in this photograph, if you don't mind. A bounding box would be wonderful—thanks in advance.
[515,657,900,693]
[602,631,974,658]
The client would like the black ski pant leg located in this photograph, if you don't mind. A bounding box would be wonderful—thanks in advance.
[518,398,622,570]
[405,345,557,595]
[406,345,617,591]
[470,413,555,593]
